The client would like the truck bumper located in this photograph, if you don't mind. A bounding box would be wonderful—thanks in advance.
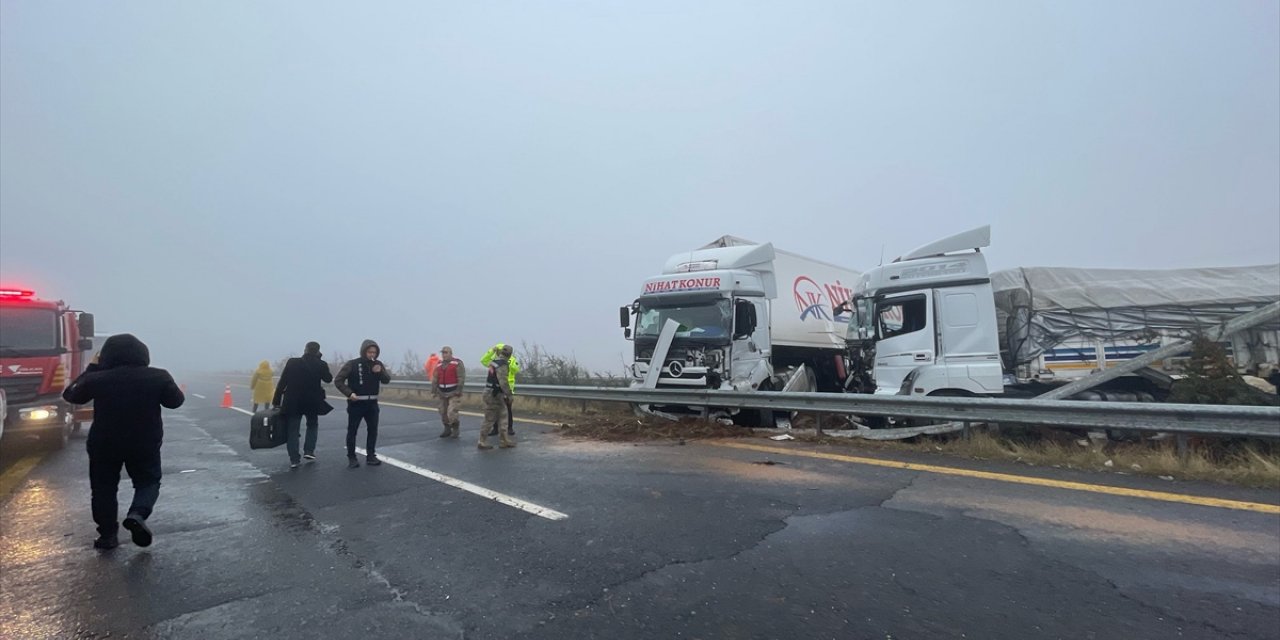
[3,404,72,436]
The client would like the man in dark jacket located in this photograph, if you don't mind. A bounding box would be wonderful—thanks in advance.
[273,341,333,468]
[62,334,184,550]
[334,339,391,468]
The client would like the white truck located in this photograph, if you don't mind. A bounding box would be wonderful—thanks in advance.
[844,226,1280,401]
[620,236,860,424]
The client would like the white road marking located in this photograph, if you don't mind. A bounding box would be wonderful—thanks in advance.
[354,448,569,521]
[192,393,207,399]
[227,406,253,416]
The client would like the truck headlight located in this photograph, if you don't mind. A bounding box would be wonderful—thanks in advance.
[20,406,58,421]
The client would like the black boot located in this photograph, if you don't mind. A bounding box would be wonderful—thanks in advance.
[347,456,360,469]
[488,424,499,436]
[123,513,153,547]
[94,535,119,550]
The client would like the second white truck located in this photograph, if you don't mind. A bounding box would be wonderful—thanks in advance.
[843,226,1280,401]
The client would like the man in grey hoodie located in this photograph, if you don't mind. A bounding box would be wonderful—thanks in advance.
[334,339,391,468]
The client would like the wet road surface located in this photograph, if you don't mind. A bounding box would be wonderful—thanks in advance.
[2,377,1278,639]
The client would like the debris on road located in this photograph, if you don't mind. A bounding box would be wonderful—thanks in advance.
[556,416,748,441]
[769,434,796,441]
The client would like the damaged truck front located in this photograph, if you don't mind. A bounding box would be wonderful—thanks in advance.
[620,236,859,425]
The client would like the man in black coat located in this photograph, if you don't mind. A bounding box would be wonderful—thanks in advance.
[334,339,391,468]
[273,341,334,468]
[62,334,184,550]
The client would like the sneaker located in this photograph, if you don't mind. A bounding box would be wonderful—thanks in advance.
[477,442,494,450]
[347,456,360,469]
[122,514,153,547]
[290,461,300,469]
[366,456,382,466]
[303,453,316,461]
[94,535,119,550]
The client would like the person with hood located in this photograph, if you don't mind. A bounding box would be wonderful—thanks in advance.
[62,334,184,550]
[334,339,391,468]
[478,344,515,450]
[432,346,466,439]
[273,342,334,468]
[480,343,520,437]
[249,361,275,413]
[424,351,441,382]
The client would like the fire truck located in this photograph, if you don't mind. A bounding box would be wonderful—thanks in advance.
[0,287,95,449]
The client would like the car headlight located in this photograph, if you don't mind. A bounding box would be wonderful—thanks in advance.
[20,406,58,421]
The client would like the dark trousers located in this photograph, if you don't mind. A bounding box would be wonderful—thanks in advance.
[284,413,319,463]
[346,402,379,457]
[88,442,161,537]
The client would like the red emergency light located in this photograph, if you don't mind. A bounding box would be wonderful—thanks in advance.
[0,288,36,300]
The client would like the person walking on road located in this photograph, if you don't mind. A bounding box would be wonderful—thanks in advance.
[334,339,391,468]
[433,347,466,439]
[480,343,519,437]
[249,360,275,413]
[478,344,515,450]
[273,342,334,468]
[62,334,184,550]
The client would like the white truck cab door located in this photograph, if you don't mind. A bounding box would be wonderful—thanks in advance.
[872,293,934,393]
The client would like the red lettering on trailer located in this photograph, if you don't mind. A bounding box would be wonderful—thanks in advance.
[643,277,722,294]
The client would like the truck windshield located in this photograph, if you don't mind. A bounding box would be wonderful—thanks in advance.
[0,307,59,355]
[635,300,732,343]
[846,297,875,344]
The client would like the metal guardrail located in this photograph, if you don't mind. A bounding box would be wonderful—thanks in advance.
[384,380,1280,439]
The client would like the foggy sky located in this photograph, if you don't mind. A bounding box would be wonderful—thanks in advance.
[2,1,1278,374]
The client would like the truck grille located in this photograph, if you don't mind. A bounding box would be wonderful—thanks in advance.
[0,378,43,405]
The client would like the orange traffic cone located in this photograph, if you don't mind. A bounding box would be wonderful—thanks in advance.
[221,385,233,408]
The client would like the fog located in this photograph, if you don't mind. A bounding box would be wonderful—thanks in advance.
[2,1,1277,374]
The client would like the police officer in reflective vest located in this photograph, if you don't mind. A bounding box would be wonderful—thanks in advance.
[433,347,466,439]
[478,344,515,450]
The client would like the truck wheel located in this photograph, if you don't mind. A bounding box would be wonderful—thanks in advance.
[737,381,786,427]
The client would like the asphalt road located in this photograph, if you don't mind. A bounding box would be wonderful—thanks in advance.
[1,377,1277,639]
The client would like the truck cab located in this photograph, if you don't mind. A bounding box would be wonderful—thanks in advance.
[624,242,774,398]
[846,227,1004,397]
[622,238,859,424]
[0,288,95,449]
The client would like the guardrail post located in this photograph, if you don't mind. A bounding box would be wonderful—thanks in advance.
[1176,434,1190,461]
[816,412,825,437]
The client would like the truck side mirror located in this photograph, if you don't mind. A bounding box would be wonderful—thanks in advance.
[624,328,632,339]
[77,313,95,338]
[78,338,94,352]
[734,300,757,339]
[619,306,630,329]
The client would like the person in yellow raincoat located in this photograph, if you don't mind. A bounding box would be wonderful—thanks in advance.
[249,361,275,413]
[480,344,519,436]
